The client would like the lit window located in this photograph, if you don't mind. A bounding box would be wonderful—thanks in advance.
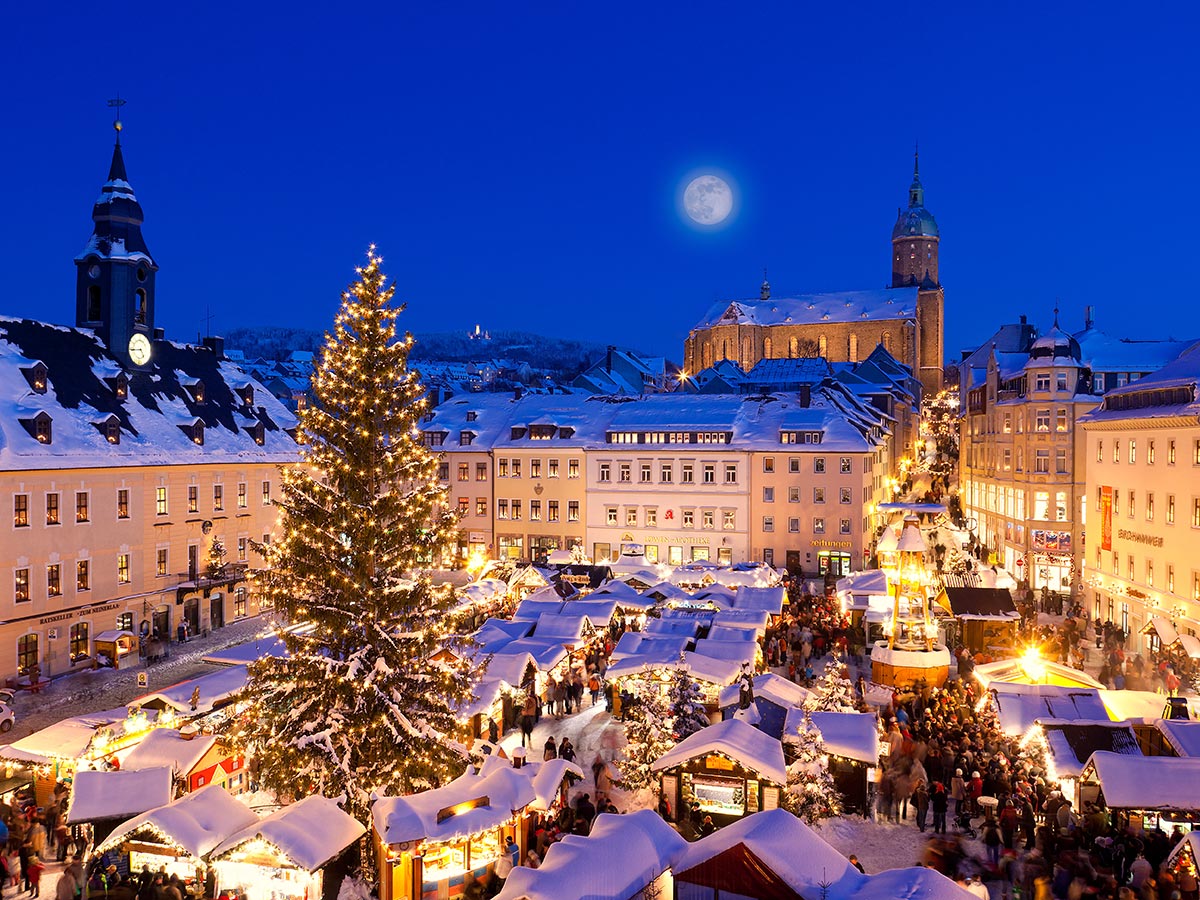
[117,553,130,584]
[76,491,89,522]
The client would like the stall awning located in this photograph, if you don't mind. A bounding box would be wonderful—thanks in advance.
[1144,616,1181,647]
[212,795,365,872]
[651,718,787,785]
[1176,634,1200,660]
[1084,751,1200,811]
[67,767,174,824]
[95,783,260,859]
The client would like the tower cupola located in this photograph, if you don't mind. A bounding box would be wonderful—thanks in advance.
[75,118,158,368]
[891,148,940,288]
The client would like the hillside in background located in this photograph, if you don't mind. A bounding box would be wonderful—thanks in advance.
[223,327,655,380]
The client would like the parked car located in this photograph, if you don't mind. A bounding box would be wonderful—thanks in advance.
[0,703,15,733]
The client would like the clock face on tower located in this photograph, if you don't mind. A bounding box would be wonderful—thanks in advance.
[128,333,152,367]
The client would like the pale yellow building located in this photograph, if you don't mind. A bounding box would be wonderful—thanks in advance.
[1080,341,1200,649]
[0,135,298,682]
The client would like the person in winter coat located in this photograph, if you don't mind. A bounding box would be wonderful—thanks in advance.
[950,769,967,820]
[558,738,576,763]
[26,855,44,898]
[27,821,45,857]
[982,816,1002,866]
[998,799,1019,849]
[914,780,930,833]
[930,782,949,834]
[543,737,557,761]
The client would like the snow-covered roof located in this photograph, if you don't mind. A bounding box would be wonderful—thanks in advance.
[731,586,786,615]
[67,767,174,823]
[528,758,585,811]
[1038,720,1141,779]
[1155,720,1200,758]
[710,608,771,631]
[675,808,859,899]
[133,664,249,715]
[373,765,536,846]
[680,651,744,686]
[212,795,365,872]
[96,783,260,859]
[988,684,1109,736]
[1,712,119,763]
[643,618,701,638]
[800,711,881,764]
[122,729,219,775]
[1085,751,1200,811]
[719,672,810,711]
[691,288,919,331]
[708,625,758,642]
[482,650,536,688]
[652,718,787,784]
[690,638,757,667]
[1098,689,1200,721]
[609,632,691,663]
[495,810,687,900]
[0,317,298,471]
[972,658,1103,690]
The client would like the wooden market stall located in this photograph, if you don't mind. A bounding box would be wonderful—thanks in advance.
[372,764,535,900]
[934,587,1019,657]
[121,728,248,795]
[90,784,259,891]
[652,718,788,827]
[1078,751,1200,834]
[93,630,140,670]
[783,710,880,815]
[66,767,175,846]
[210,795,366,900]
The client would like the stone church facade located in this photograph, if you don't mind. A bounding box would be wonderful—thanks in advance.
[684,155,945,397]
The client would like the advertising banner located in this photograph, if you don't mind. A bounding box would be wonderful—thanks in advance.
[1100,486,1113,551]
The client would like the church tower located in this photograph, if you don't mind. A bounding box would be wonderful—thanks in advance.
[891,150,944,395]
[75,121,158,368]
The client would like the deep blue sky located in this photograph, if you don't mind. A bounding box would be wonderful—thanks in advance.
[5,3,1199,362]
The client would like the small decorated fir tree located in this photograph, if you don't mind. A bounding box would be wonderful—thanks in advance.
[667,666,710,742]
[238,248,472,829]
[803,654,857,713]
[206,536,227,580]
[616,683,674,793]
[784,711,843,824]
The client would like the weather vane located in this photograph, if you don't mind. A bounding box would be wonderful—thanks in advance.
[107,94,126,141]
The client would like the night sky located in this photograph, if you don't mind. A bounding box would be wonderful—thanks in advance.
[5,3,1199,362]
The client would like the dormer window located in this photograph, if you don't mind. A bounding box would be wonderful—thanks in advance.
[247,422,265,446]
[105,373,129,399]
[466,410,478,422]
[180,420,205,445]
[185,380,206,404]
[459,430,475,446]
[21,363,48,395]
[21,412,52,444]
[237,385,254,408]
[93,416,121,444]
[559,426,575,439]
[511,426,527,440]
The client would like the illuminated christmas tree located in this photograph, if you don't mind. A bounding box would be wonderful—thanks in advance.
[238,248,470,827]
[803,654,857,713]
[206,536,227,580]
[668,666,710,742]
[784,711,843,824]
[616,683,674,793]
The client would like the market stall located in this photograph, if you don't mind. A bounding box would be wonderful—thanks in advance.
[67,767,175,845]
[92,784,259,890]
[93,630,140,670]
[652,718,787,827]
[211,795,365,900]
[934,587,1019,657]
[372,764,535,900]
[784,710,881,814]
[1078,751,1200,833]
[121,728,247,795]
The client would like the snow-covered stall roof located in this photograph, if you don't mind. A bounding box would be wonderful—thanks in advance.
[95,783,260,859]
[0,707,128,763]
[67,767,174,823]
[674,808,859,899]
[1085,751,1200,811]
[708,625,758,642]
[512,599,564,622]
[561,598,618,627]
[133,664,249,715]
[680,651,744,687]
[202,636,288,666]
[528,758,585,811]
[483,650,536,688]
[691,638,757,667]
[608,632,691,663]
[1155,719,1200,758]
[719,673,810,712]
[211,795,365,872]
[652,718,787,785]
[710,608,771,632]
[973,658,1103,690]
[836,568,890,610]
[643,618,701,638]
[495,810,686,900]
[792,712,881,764]
[530,612,591,643]
[373,765,536,847]
[122,728,219,775]
[491,638,567,673]
[1038,720,1141,779]
[474,618,535,653]
[1099,689,1200,721]
[988,684,1109,736]
[640,581,693,602]
[731,586,786,615]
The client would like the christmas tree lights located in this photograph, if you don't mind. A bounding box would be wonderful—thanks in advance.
[236,248,472,840]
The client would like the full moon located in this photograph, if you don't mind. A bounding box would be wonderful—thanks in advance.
[684,174,733,225]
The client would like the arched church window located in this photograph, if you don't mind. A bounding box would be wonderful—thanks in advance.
[882,332,892,352]
[849,333,859,363]
[86,285,102,322]
[763,337,773,358]
[788,337,798,359]
[135,289,147,324]
[818,335,827,357]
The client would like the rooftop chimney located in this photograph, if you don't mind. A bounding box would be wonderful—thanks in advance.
[1084,305,1095,330]
[606,345,615,373]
